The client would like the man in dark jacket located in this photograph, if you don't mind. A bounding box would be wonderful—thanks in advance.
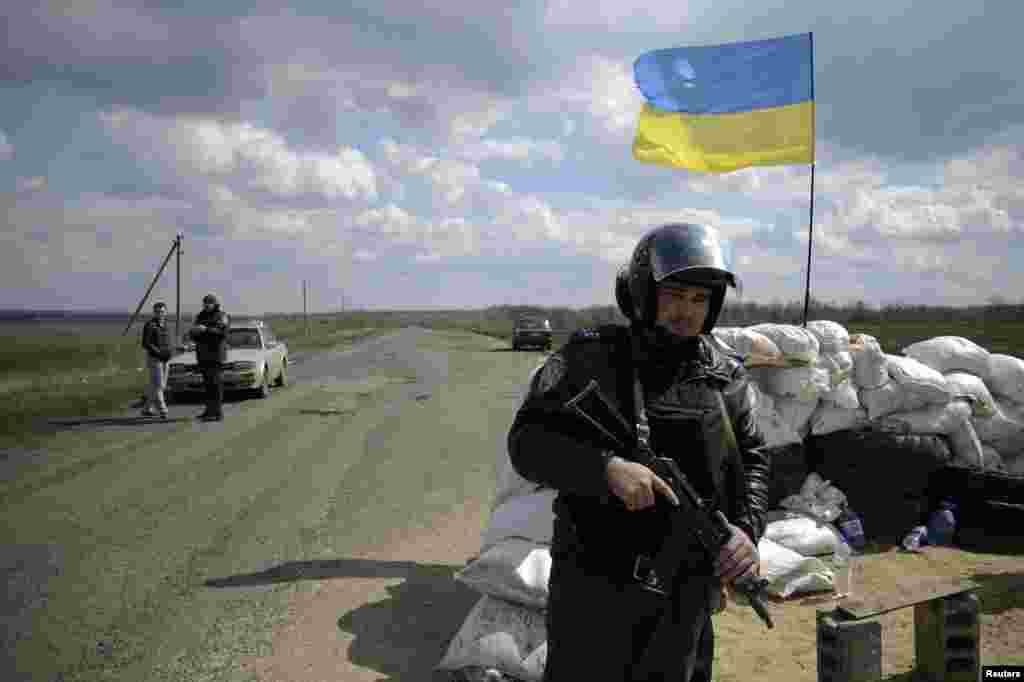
[508,223,771,682]
[141,301,173,418]
[189,293,230,421]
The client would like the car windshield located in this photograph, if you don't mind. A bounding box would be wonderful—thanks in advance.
[519,319,548,329]
[227,330,262,349]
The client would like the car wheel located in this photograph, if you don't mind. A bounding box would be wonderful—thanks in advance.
[257,367,271,399]
[275,358,288,387]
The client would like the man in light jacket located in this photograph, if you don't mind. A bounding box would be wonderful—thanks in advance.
[141,301,173,418]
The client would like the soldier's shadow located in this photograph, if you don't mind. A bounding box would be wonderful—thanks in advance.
[204,558,479,682]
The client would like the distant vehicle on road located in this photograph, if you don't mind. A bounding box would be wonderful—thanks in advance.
[167,320,288,400]
[512,316,553,351]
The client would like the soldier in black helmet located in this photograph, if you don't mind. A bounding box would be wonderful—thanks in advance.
[189,293,230,421]
[509,223,770,681]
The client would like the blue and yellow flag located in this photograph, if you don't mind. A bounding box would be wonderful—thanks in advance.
[632,33,814,173]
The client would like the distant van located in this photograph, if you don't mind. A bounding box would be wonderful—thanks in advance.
[512,317,553,351]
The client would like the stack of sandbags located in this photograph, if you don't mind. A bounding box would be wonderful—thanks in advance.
[733,323,830,448]
[900,337,1024,471]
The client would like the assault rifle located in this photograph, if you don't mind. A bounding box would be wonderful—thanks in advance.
[564,379,774,629]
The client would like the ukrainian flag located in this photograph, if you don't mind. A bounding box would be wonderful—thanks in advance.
[632,33,814,173]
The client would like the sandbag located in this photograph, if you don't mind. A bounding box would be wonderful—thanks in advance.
[1005,453,1024,476]
[902,336,991,382]
[886,355,953,405]
[822,380,860,410]
[987,354,1024,404]
[881,401,985,467]
[983,446,1007,472]
[748,366,831,403]
[437,595,547,682]
[456,539,551,610]
[972,396,1024,456]
[712,327,783,360]
[481,489,557,551]
[806,320,851,354]
[757,537,834,598]
[755,402,804,448]
[763,510,843,557]
[859,381,926,421]
[775,396,820,438]
[806,429,953,540]
[943,372,998,418]
[748,323,820,365]
[849,334,889,389]
[809,405,869,436]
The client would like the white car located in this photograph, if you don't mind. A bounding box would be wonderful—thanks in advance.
[167,320,289,400]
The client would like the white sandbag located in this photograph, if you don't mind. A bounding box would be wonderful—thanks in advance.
[749,366,831,403]
[437,595,547,681]
[774,396,820,438]
[982,445,1007,472]
[482,489,557,552]
[457,539,551,610]
[755,403,804,448]
[943,372,998,418]
[833,351,853,374]
[881,401,985,467]
[763,511,843,557]
[806,320,851,354]
[748,323,820,365]
[859,381,926,420]
[493,363,547,510]
[880,400,972,435]
[712,327,783,360]
[886,355,953,405]
[987,354,1024,405]
[902,336,991,382]
[972,397,1024,456]
[823,380,860,410]
[849,334,889,389]
[757,537,834,598]
[809,405,869,436]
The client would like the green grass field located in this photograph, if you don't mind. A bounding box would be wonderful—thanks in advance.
[2,310,1022,451]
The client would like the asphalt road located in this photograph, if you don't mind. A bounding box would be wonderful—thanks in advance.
[1,327,548,682]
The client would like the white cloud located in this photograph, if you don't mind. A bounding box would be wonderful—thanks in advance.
[101,109,378,202]
[0,131,12,160]
[544,0,692,28]
[456,138,565,165]
[533,55,644,143]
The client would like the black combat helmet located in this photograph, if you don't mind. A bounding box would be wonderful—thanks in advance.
[616,223,741,333]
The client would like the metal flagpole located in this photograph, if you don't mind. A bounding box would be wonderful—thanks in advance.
[801,32,816,328]
[175,233,183,344]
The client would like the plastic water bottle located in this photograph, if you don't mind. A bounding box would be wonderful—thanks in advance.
[833,536,856,597]
[836,507,866,551]
[927,499,958,546]
[901,525,929,552]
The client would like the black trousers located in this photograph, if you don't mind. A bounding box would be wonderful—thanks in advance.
[543,548,715,682]
[199,363,224,416]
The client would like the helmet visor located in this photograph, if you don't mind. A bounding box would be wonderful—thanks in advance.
[649,223,742,295]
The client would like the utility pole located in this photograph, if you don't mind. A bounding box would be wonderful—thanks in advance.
[123,237,180,336]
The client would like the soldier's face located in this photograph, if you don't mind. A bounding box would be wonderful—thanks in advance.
[655,283,710,338]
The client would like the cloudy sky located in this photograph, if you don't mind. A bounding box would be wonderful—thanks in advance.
[2,1,1022,314]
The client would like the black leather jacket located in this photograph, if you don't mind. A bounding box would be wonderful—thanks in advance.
[508,324,771,573]
[190,307,230,366]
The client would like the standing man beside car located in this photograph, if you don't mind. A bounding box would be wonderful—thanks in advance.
[190,293,230,422]
[141,301,173,418]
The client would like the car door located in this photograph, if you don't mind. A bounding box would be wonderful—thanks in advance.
[264,328,283,378]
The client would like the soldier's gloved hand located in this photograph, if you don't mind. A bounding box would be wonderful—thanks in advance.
[604,456,680,511]
[714,523,759,583]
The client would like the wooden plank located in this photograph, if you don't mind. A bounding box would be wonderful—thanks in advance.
[835,576,979,620]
